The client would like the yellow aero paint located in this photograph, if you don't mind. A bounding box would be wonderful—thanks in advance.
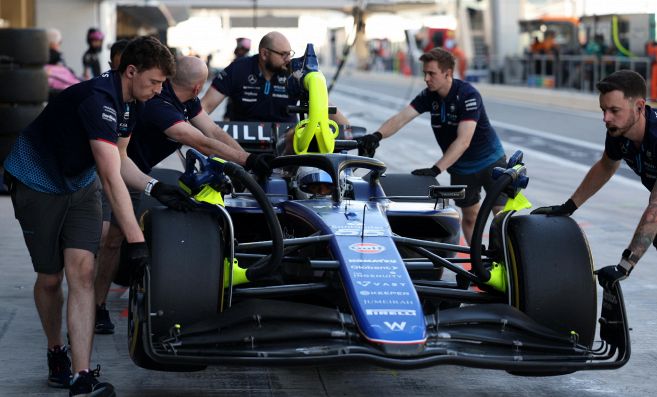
[223,258,249,287]
[293,71,339,154]
[193,185,225,206]
[503,191,532,212]
[485,261,507,293]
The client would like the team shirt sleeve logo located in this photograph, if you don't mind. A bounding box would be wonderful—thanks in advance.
[465,98,478,111]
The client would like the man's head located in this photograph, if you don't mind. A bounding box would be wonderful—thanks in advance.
[119,36,175,102]
[596,70,647,137]
[87,28,104,49]
[172,56,209,100]
[419,47,455,93]
[234,37,251,58]
[109,39,129,71]
[258,31,294,74]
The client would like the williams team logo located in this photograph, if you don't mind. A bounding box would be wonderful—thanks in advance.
[349,243,386,254]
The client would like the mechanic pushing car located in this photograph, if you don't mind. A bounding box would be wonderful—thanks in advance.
[93,56,276,334]
[533,70,657,289]
[356,47,507,245]
[201,31,349,126]
[2,36,189,397]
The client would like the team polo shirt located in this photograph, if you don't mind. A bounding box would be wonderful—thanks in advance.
[605,105,657,191]
[128,80,202,174]
[410,79,504,174]
[210,55,300,122]
[4,70,136,193]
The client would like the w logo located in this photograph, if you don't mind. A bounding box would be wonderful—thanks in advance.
[384,321,406,331]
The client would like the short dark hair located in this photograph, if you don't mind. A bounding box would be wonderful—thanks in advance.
[110,39,129,60]
[596,69,646,99]
[419,47,455,72]
[118,36,175,77]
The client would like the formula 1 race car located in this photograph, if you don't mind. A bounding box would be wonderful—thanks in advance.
[126,45,630,376]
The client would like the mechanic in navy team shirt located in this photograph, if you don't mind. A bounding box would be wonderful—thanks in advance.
[201,31,349,125]
[3,36,191,396]
[356,47,506,245]
[533,70,657,289]
[93,56,272,333]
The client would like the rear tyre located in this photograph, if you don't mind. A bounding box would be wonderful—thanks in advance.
[0,29,49,65]
[506,214,597,375]
[0,68,49,103]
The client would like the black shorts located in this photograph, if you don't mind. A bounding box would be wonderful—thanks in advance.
[101,187,142,225]
[10,177,102,274]
[450,156,508,208]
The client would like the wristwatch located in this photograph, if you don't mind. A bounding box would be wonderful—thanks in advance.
[619,248,639,275]
[144,178,158,197]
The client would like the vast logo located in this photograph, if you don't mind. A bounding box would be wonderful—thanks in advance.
[348,243,386,254]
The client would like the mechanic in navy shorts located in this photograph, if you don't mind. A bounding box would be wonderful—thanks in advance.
[93,56,274,334]
[533,70,657,289]
[201,31,349,130]
[3,36,191,396]
[356,47,506,245]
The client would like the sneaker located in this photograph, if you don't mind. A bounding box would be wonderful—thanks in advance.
[69,366,115,397]
[47,345,72,388]
[95,304,115,335]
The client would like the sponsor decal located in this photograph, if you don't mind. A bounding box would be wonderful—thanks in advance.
[272,93,289,99]
[277,75,287,84]
[363,299,414,305]
[102,106,116,116]
[335,228,385,236]
[348,258,397,264]
[432,101,439,112]
[102,113,116,123]
[449,103,457,113]
[349,265,398,270]
[356,281,406,287]
[353,272,402,279]
[384,321,407,331]
[349,242,385,254]
[359,290,410,296]
[241,97,257,103]
[465,98,477,111]
[366,309,416,316]
[247,74,257,84]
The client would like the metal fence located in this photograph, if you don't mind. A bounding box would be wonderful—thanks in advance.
[498,54,652,95]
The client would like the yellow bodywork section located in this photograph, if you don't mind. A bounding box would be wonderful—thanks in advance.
[293,71,339,154]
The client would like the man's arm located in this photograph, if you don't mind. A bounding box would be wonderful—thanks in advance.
[200,86,227,116]
[377,105,420,138]
[626,182,657,262]
[570,152,621,207]
[116,136,152,191]
[329,107,350,126]
[434,120,476,172]
[90,139,144,243]
[169,114,250,165]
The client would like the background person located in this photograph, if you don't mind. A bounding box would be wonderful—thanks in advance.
[222,37,252,121]
[3,35,182,396]
[355,47,506,245]
[532,70,657,289]
[82,28,104,80]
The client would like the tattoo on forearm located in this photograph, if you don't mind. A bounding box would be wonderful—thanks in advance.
[629,201,657,259]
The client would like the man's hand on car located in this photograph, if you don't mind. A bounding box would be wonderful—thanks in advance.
[126,241,149,282]
[412,165,441,177]
[150,182,196,212]
[245,153,276,178]
[355,131,382,157]
[596,264,630,289]
[531,198,577,216]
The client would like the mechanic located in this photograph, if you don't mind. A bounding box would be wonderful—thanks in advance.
[93,56,273,334]
[108,39,129,71]
[3,36,190,396]
[356,47,506,245]
[201,31,348,126]
[533,70,657,289]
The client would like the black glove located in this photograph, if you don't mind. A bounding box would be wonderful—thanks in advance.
[412,165,441,177]
[355,131,382,157]
[530,198,577,216]
[126,241,149,282]
[150,182,195,212]
[596,264,631,289]
[245,153,275,178]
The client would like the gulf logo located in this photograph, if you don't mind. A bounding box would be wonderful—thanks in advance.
[348,243,386,254]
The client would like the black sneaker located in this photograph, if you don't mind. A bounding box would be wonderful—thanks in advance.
[95,304,115,335]
[69,366,115,397]
[47,345,72,388]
